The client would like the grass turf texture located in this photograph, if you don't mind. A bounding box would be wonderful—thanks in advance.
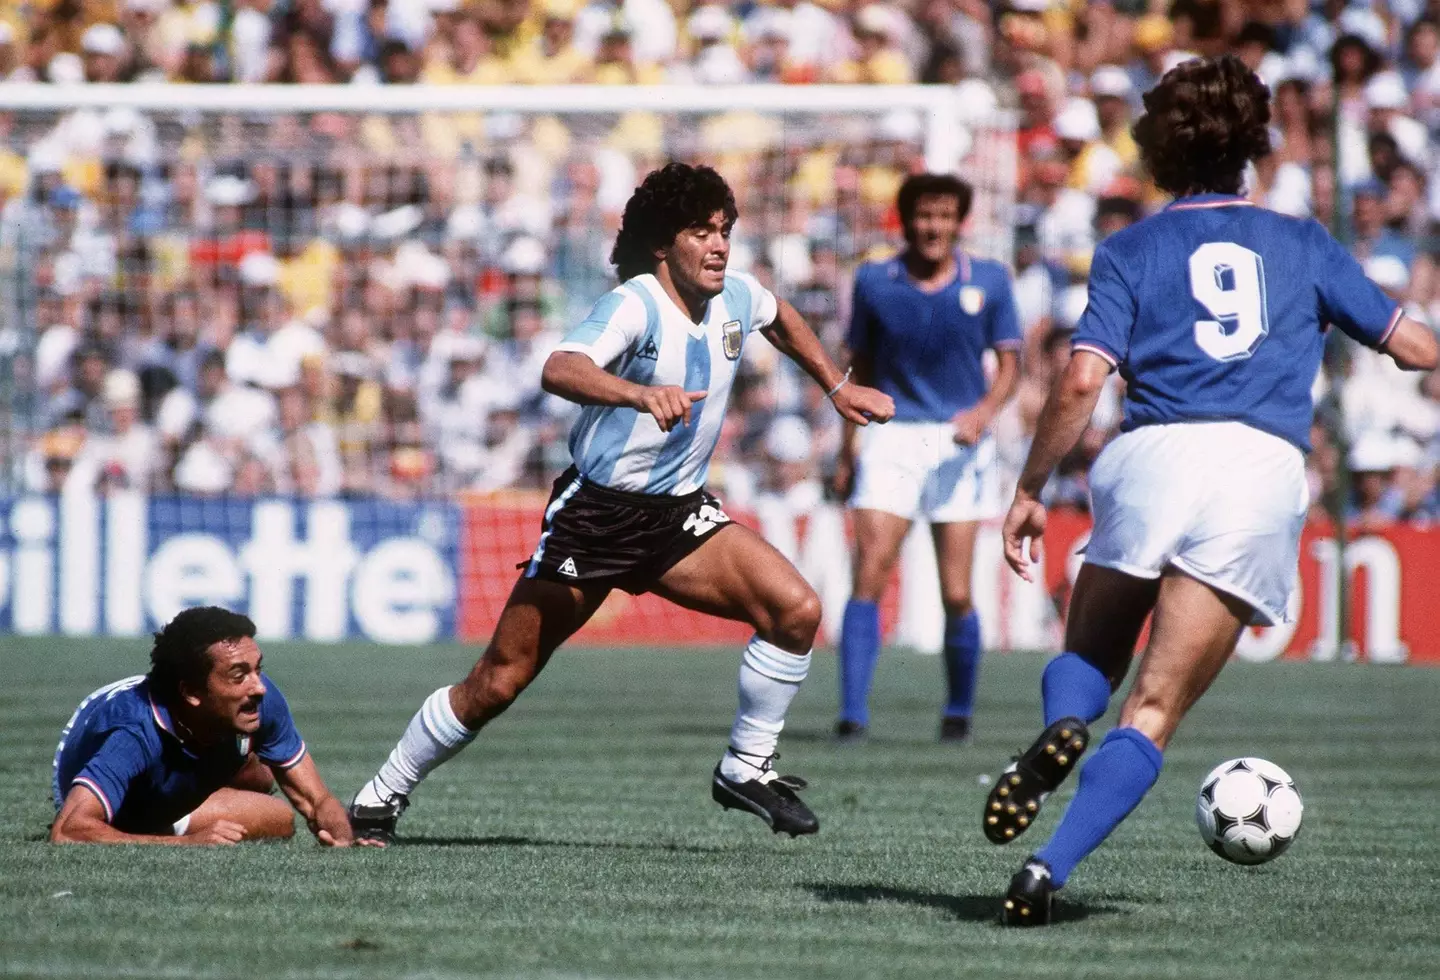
[1,639,1437,980]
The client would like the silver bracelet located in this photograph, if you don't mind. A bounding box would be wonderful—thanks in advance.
[825,368,852,399]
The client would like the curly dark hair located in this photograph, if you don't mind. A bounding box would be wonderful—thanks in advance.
[147,606,257,705]
[1133,55,1272,197]
[610,162,738,282]
[896,173,974,230]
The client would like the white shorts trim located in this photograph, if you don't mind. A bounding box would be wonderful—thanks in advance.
[850,420,1002,523]
[1084,422,1307,627]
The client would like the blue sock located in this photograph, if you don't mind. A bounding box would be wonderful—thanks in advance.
[941,611,982,719]
[1041,652,1112,726]
[1035,727,1163,886]
[838,599,881,726]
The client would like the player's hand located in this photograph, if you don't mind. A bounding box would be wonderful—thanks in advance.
[831,384,894,426]
[1002,492,1048,583]
[951,405,993,445]
[635,385,707,432]
[311,801,354,847]
[187,820,245,845]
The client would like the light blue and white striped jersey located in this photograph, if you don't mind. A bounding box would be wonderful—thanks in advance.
[556,272,779,495]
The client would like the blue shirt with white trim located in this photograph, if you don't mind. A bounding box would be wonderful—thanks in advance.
[555,272,778,495]
[848,252,1022,422]
[52,674,306,832]
[1074,194,1401,453]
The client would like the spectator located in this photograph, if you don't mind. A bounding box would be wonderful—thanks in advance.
[512,0,591,84]
[274,384,342,497]
[81,24,130,84]
[46,345,111,433]
[1089,65,1138,169]
[833,5,914,84]
[81,369,157,493]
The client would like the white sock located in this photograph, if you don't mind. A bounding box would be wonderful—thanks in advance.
[353,687,476,806]
[720,636,811,783]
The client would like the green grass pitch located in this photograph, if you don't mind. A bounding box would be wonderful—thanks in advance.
[2,637,1438,980]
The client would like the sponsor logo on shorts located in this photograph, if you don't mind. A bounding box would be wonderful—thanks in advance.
[558,557,579,577]
[721,320,743,360]
[960,286,986,316]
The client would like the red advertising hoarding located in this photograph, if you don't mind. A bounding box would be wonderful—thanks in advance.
[1043,512,1436,664]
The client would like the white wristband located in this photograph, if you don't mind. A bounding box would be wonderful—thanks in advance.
[825,368,852,399]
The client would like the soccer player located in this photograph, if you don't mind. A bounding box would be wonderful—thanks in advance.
[834,173,1021,742]
[51,606,353,846]
[984,55,1438,925]
[349,163,894,843]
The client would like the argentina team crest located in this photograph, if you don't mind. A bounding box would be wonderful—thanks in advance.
[721,320,743,360]
[959,286,986,316]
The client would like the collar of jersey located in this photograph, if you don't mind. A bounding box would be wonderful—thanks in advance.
[893,249,970,290]
[632,275,710,338]
[149,693,201,758]
[1167,193,1254,211]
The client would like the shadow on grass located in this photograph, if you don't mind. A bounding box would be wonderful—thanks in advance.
[401,834,726,855]
[804,883,1128,924]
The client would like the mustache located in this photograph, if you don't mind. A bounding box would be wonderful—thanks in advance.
[239,696,262,712]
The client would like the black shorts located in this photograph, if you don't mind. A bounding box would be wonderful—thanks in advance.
[521,467,732,594]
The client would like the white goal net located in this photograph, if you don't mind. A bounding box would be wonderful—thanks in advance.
[0,83,1031,649]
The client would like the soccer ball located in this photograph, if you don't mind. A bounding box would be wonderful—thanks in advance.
[1195,757,1303,865]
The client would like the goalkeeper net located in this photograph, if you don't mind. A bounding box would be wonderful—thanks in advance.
[0,83,1015,473]
[0,84,1022,646]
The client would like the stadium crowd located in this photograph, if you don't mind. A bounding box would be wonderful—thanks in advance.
[5,0,1440,528]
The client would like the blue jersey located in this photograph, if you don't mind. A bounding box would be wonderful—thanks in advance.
[848,252,1022,422]
[1074,195,1400,452]
[52,674,306,832]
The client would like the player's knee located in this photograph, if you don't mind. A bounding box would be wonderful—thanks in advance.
[257,799,296,840]
[940,589,973,617]
[852,555,894,602]
[767,583,822,652]
[481,661,536,710]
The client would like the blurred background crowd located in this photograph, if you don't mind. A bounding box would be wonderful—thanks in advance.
[4,0,1440,530]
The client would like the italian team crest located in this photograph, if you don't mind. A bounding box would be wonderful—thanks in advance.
[959,286,986,316]
[721,320,743,360]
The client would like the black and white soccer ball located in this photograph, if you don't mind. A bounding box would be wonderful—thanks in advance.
[1195,757,1303,865]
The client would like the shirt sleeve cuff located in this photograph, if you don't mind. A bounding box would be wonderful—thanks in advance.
[1377,306,1404,349]
[72,777,115,823]
[1072,340,1121,368]
[269,742,308,770]
[553,341,606,365]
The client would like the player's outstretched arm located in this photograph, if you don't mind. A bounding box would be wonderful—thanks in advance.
[761,299,895,426]
[541,351,706,432]
[273,755,353,847]
[1382,315,1439,372]
[50,786,244,845]
[1003,350,1112,581]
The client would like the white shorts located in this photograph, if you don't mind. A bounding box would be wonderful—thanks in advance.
[1085,422,1308,627]
[850,420,1002,524]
